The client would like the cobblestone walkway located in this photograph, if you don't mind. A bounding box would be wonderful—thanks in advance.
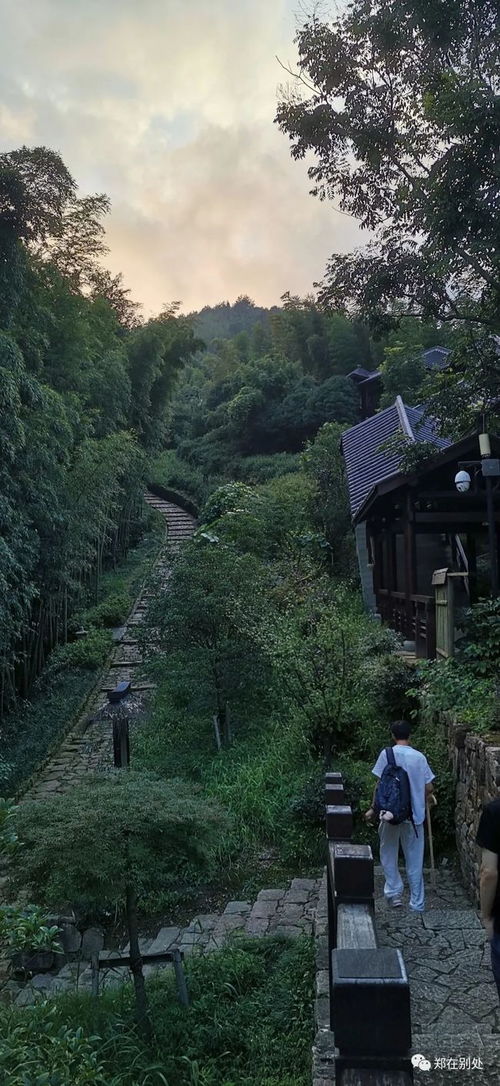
[20,494,195,802]
[8,878,322,1006]
[314,865,500,1085]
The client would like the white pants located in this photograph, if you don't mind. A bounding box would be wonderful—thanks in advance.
[378,821,425,912]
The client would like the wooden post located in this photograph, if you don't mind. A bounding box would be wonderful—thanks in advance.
[325,782,346,806]
[213,714,222,752]
[326,805,353,841]
[404,492,417,637]
[113,717,130,768]
[172,948,189,1006]
[333,843,374,903]
[91,953,99,998]
[332,948,411,1061]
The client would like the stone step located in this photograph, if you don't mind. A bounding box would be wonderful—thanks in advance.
[146,927,181,956]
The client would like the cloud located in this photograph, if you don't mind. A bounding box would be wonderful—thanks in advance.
[0,0,365,312]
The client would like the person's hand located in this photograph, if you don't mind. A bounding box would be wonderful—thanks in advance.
[427,793,437,809]
[364,807,375,824]
[481,916,494,940]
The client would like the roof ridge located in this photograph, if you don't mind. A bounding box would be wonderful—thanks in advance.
[395,395,415,441]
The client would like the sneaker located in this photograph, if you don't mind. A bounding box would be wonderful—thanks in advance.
[390,897,403,908]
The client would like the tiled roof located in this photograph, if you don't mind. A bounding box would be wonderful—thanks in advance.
[423,346,450,370]
[341,398,451,519]
[347,345,451,393]
[346,367,376,383]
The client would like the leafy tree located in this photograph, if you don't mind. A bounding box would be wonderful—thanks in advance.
[276,1,500,427]
[14,772,223,1036]
[302,423,356,577]
[127,310,200,449]
[261,581,383,763]
[144,541,272,740]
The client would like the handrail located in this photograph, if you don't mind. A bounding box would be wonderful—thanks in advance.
[325,773,413,1084]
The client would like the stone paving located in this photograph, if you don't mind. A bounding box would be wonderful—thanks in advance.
[5,878,322,1006]
[19,494,195,803]
[313,864,500,1086]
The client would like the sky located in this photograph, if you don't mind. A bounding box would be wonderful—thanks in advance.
[0,0,364,315]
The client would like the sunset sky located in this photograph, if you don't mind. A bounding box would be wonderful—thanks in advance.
[0,0,364,315]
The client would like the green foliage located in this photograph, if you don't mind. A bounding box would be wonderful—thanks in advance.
[379,319,448,408]
[458,598,500,678]
[1,670,91,795]
[44,629,112,675]
[277,3,499,433]
[143,540,273,729]
[378,433,440,475]
[149,449,209,508]
[234,453,301,485]
[262,580,389,763]
[301,422,356,576]
[0,936,313,1086]
[0,146,199,725]
[78,592,130,629]
[415,658,496,732]
[14,771,224,912]
[0,905,61,954]
[0,1006,116,1086]
[0,797,19,855]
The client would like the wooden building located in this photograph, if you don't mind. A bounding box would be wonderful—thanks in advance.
[347,346,450,420]
[342,397,500,657]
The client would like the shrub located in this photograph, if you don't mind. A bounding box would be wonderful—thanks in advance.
[235,453,301,484]
[79,592,130,629]
[0,935,314,1086]
[150,449,209,507]
[0,1006,114,1086]
[1,671,91,795]
[44,629,112,676]
[458,598,500,678]
[14,771,224,913]
[415,658,496,731]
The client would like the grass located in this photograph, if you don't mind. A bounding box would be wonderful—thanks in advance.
[0,935,315,1086]
[132,691,324,920]
[1,513,165,797]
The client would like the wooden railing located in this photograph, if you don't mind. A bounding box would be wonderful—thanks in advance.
[325,771,413,1084]
[377,590,435,658]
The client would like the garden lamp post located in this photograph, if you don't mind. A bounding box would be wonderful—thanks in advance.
[454,433,499,597]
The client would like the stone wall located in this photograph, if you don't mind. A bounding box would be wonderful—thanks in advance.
[447,716,500,904]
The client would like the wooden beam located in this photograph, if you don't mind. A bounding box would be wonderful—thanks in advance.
[336,904,377,950]
[416,511,500,524]
[340,1070,413,1085]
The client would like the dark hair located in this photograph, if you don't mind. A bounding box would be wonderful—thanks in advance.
[391,720,411,741]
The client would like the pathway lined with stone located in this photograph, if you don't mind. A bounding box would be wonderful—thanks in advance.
[314,865,500,1085]
[8,878,322,1006]
[20,493,196,802]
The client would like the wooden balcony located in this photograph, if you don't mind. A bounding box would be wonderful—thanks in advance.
[377,589,436,659]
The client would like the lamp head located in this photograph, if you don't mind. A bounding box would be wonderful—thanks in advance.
[455,469,471,493]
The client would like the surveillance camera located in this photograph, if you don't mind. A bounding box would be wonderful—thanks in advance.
[455,470,471,493]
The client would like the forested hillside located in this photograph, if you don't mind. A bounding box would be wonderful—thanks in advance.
[0,146,198,719]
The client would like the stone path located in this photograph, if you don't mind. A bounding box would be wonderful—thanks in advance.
[7,877,322,1006]
[20,493,196,802]
[314,865,500,1085]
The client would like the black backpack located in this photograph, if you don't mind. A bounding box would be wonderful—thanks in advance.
[374,747,416,832]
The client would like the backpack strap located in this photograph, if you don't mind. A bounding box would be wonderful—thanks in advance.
[386,746,396,767]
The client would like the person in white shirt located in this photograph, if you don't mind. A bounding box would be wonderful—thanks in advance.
[365,720,435,912]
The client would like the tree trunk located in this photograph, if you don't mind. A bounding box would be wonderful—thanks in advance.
[125,881,152,1041]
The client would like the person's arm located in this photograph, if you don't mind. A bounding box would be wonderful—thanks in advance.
[476,805,500,938]
[365,779,379,822]
[480,849,498,939]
